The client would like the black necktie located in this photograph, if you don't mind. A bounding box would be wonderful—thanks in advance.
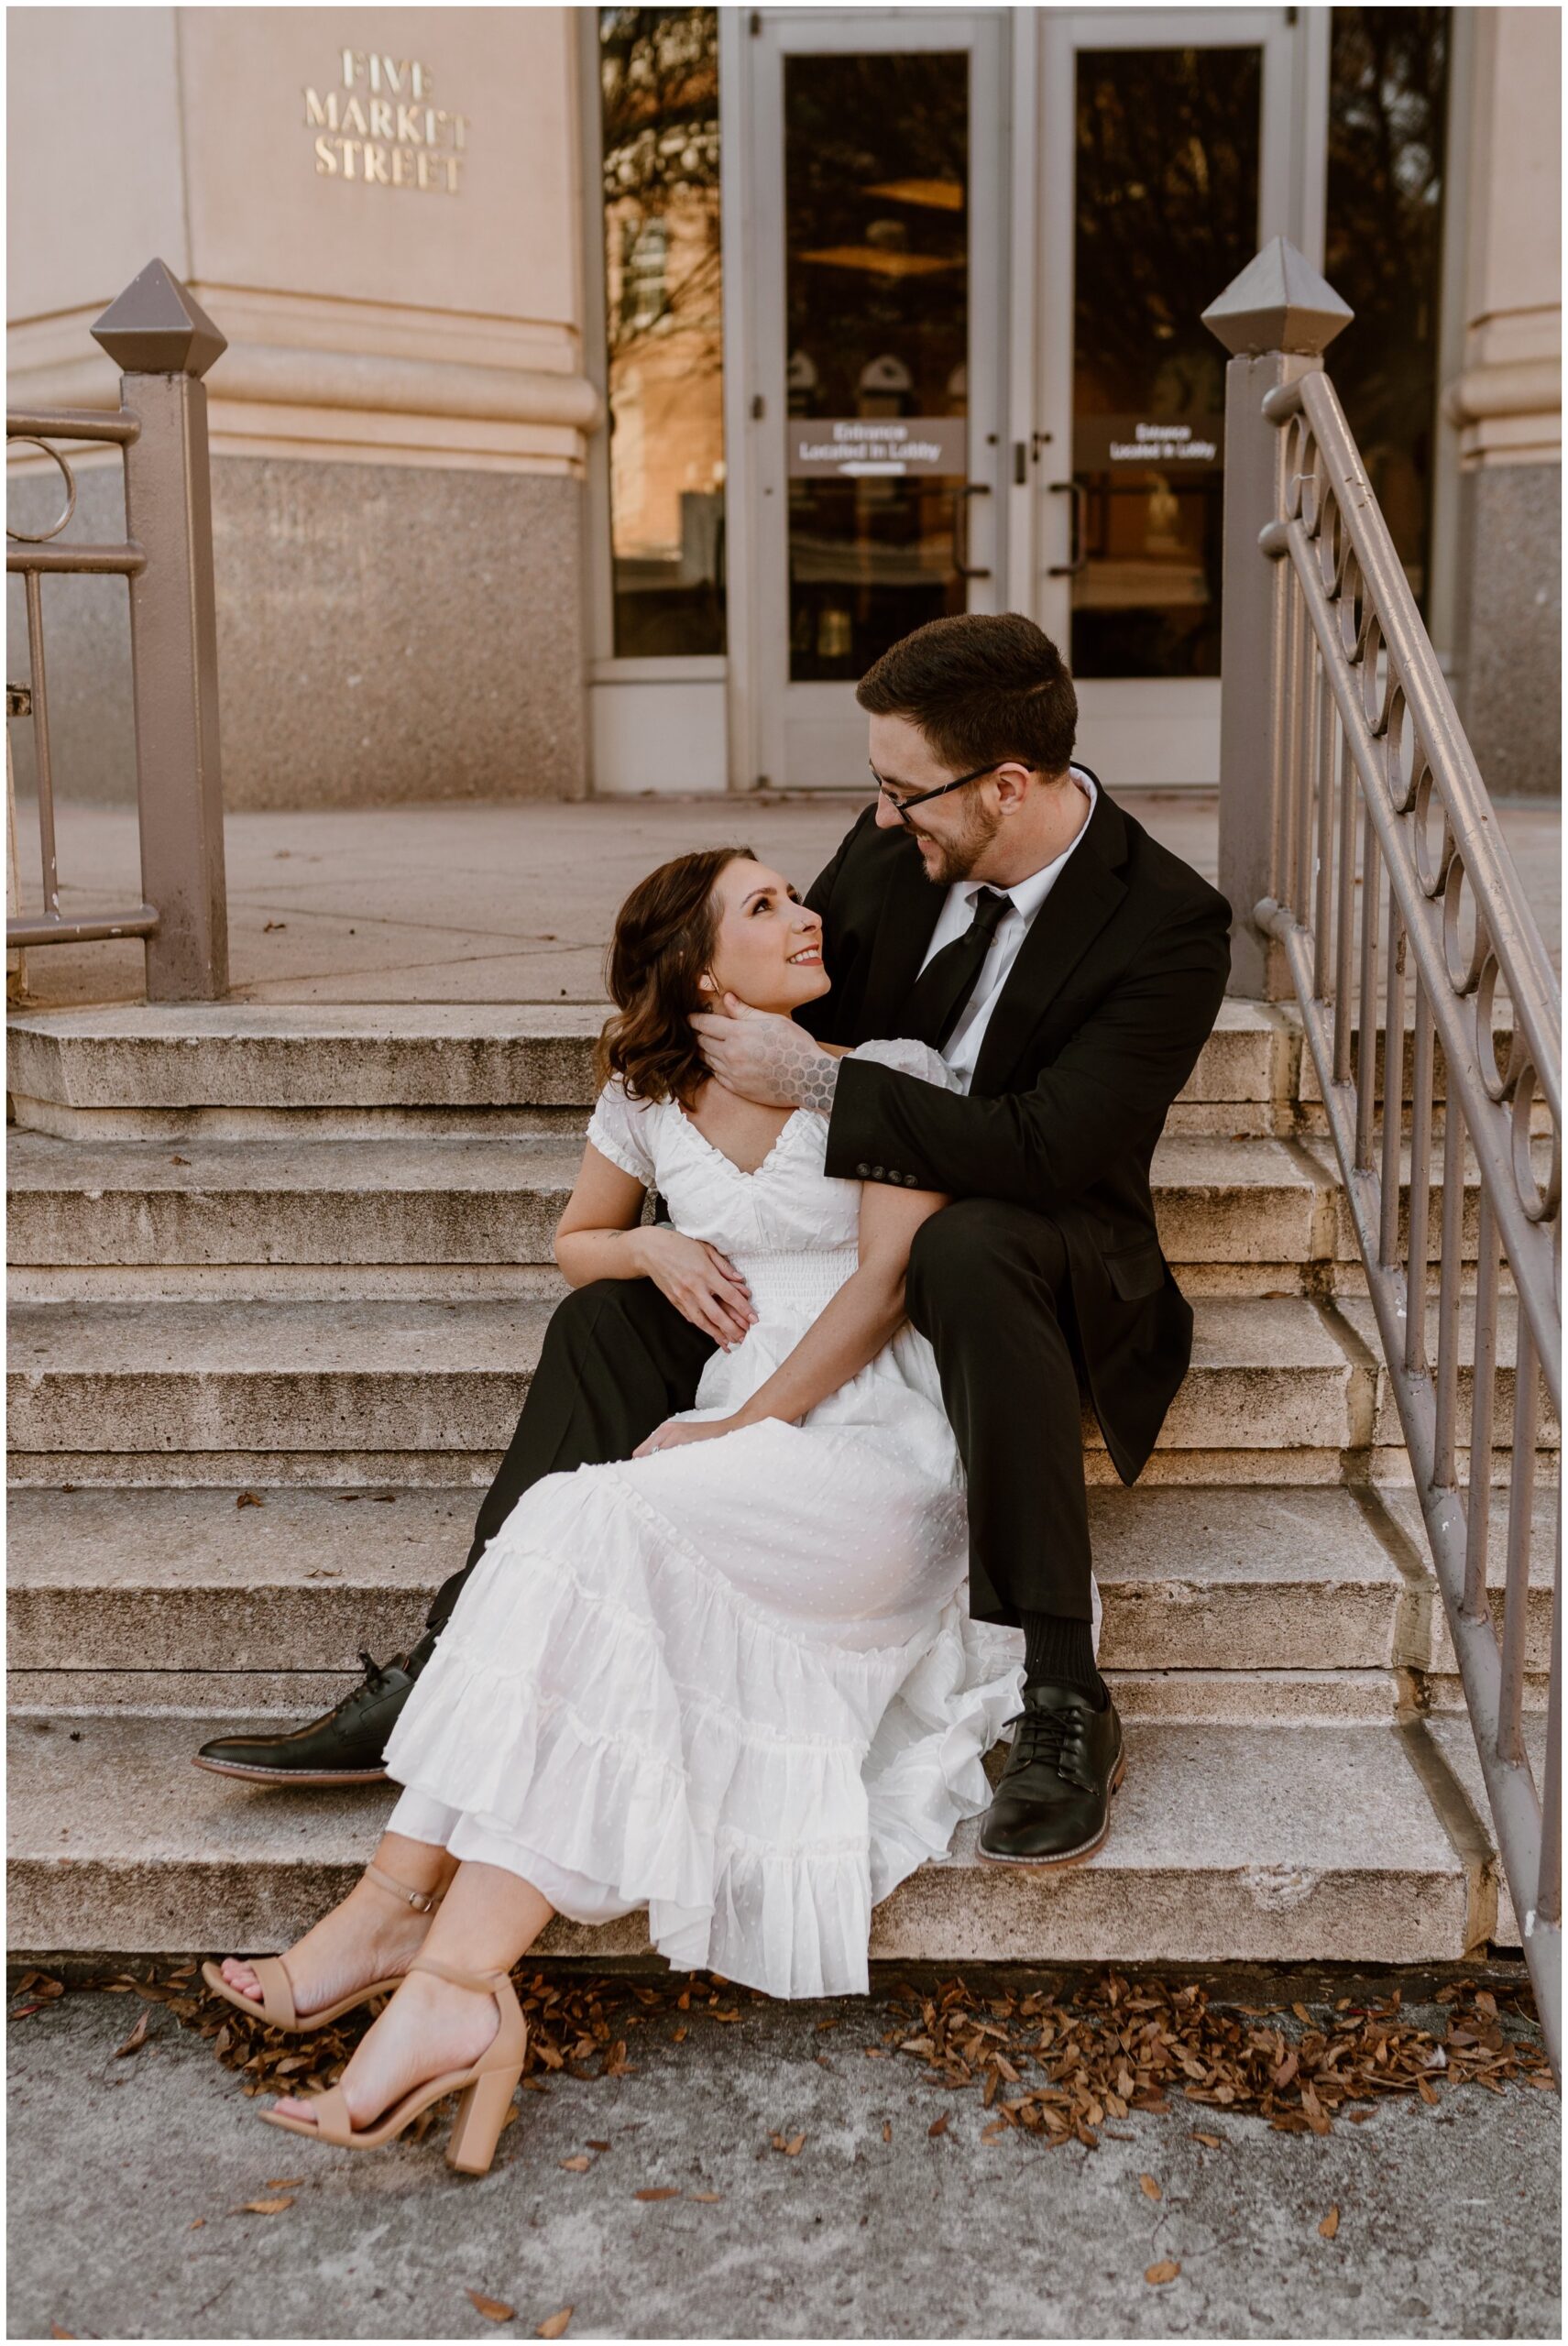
[904,886,1014,1052]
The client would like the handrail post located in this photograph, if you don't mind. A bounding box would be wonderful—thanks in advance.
[90,260,229,1002]
[1203,239,1353,1000]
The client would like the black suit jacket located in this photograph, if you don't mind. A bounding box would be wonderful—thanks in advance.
[799,776,1233,1482]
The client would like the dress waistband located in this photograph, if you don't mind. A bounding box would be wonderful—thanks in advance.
[731,1247,859,1316]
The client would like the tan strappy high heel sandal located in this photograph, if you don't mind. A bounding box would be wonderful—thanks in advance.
[260,1956,528,2176]
[200,1860,446,2032]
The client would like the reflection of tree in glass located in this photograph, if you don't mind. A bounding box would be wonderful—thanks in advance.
[1324,7,1449,606]
[1073,47,1261,423]
[784,54,969,421]
[600,8,722,371]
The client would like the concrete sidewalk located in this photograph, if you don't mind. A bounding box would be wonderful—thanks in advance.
[6,1970,1558,2341]
[10,794,1560,1012]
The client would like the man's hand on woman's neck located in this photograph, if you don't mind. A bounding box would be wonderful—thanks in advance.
[691,997,841,1115]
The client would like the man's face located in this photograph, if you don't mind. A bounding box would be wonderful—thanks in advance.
[867,710,1002,887]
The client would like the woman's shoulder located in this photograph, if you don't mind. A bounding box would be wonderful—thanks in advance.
[849,1036,960,1091]
[586,1075,668,1181]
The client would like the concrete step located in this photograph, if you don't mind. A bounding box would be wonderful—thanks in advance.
[8,1000,1299,1139]
[6,1483,1449,1682]
[7,1296,1372,1474]
[7,1130,1341,1287]
[7,1707,1492,1963]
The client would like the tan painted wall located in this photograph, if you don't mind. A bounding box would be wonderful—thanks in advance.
[1445,5,1562,468]
[7,6,597,475]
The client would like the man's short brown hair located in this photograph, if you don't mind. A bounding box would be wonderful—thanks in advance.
[855,612,1078,778]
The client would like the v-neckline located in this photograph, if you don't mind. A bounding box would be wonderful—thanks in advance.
[674,1101,809,1182]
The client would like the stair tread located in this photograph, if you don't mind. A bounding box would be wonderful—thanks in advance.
[5,1292,1353,1374]
[6,1128,1325,1199]
[5,1482,1405,1593]
[7,1709,1477,1962]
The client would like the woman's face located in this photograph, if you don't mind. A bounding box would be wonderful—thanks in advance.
[701,859,829,1016]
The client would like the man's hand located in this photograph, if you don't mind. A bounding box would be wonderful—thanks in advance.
[690,995,841,1113]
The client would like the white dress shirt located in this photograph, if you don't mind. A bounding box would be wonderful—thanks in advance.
[916,767,1098,1092]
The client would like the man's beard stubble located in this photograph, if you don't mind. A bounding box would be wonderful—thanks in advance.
[909,797,1003,888]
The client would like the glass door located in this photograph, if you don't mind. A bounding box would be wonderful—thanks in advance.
[744,11,1006,791]
[1036,9,1310,787]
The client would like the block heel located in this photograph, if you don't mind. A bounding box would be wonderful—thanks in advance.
[447,2060,523,2175]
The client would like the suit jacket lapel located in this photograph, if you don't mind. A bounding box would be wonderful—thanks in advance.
[970,779,1129,1095]
[856,835,945,1040]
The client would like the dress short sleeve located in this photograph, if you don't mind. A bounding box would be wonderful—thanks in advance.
[585,1079,659,1186]
[850,1036,963,1093]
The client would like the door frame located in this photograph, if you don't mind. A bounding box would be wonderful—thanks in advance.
[725,5,1012,793]
[1028,5,1329,788]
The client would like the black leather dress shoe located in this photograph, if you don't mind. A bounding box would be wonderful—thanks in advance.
[192,1638,436,1785]
[977,1679,1125,1866]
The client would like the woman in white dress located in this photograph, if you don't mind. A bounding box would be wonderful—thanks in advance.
[209,846,1029,2172]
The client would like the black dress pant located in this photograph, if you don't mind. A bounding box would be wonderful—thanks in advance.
[424,1198,1093,1640]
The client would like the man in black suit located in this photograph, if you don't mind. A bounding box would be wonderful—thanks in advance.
[198,615,1231,1868]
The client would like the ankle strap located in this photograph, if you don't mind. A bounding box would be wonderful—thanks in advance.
[410,1954,507,1997]
[365,1860,444,1915]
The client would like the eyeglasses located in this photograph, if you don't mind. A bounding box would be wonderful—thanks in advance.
[870,759,1016,828]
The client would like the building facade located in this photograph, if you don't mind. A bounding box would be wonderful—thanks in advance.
[6,5,1561,806]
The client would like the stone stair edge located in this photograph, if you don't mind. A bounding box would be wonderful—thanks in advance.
[5,1707,1486,1964]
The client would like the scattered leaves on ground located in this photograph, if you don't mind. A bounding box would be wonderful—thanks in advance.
[1146,2261,1180,2286]
[466,2289,515,2323]
[559,2155,592,2173]
[134,1957,1550,2164]
[633,2187,681,2202]
[1139,2173,1161,2199]
[882,2121,892,2143]
[769,2132,806,2157]
[927,2113,948,2139]
[688,2192,722,2203]
[536,2311,572,2339]
[1319,2205,1341,2240]
[236,2196,293,2215]
[236,1492,264,1509]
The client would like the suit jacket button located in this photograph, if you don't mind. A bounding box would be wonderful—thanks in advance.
[856,1162,872,1177]
[905,1173,919,1186]
[872,1166,885,1178]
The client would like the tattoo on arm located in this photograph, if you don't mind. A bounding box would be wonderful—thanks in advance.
[762,1027,840,1113]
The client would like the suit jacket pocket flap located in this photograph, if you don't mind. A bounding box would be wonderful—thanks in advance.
[1105,1240,1167,1301]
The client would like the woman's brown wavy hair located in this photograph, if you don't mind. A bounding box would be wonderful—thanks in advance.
[595,846,756,1107]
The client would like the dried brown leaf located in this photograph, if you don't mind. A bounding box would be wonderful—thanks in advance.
[882,2120,892,2143]
[237,2196,293,2215]
[688,2192,723,2203]
[466,2289,516,2323]
[634,2186,682,2201]
[559,2156,592,2173]
[1145,2261,1180,2286]
[115,2009,151,2057]
[927,2113,948,2139]
[1319,2205,1340,2240]
[1139,2174,1161,2200]
[1190,2132,1223,2148]
[236,1491,265,1508]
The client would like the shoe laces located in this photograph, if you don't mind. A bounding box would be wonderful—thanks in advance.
[357,1649,394,1694]
[1004,1699,1089,1781]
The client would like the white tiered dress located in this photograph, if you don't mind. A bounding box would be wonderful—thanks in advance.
[384,1037,1034,2000]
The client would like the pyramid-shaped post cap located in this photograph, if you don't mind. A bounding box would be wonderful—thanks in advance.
[91,258,227,378]
[1201,237,1353,358]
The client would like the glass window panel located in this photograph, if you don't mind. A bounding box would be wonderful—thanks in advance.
[599,7,726,656]
[1325,7,1451,612]
[784,52,970,682]
[1070,47,1263,681]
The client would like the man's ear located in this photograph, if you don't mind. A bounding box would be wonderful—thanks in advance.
[992,760,1034,815]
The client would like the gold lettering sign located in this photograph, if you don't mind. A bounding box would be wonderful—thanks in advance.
[302,50,467,192]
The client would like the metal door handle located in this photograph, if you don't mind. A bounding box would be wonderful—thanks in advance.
[952,482,992,580]
[1047,478,1088,577]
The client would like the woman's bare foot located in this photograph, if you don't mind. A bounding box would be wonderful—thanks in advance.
[217,1867,443,2021]
[271,1968,501,2131]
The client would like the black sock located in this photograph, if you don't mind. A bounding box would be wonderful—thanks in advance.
[1022,1611,1106,1705]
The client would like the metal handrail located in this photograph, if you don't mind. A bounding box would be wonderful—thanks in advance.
[1231,333,1561,2066]
[5,258,229,1001]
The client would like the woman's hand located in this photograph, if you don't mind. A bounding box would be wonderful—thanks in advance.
[633,1226,757,1349]
[634,1414,744,1459]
